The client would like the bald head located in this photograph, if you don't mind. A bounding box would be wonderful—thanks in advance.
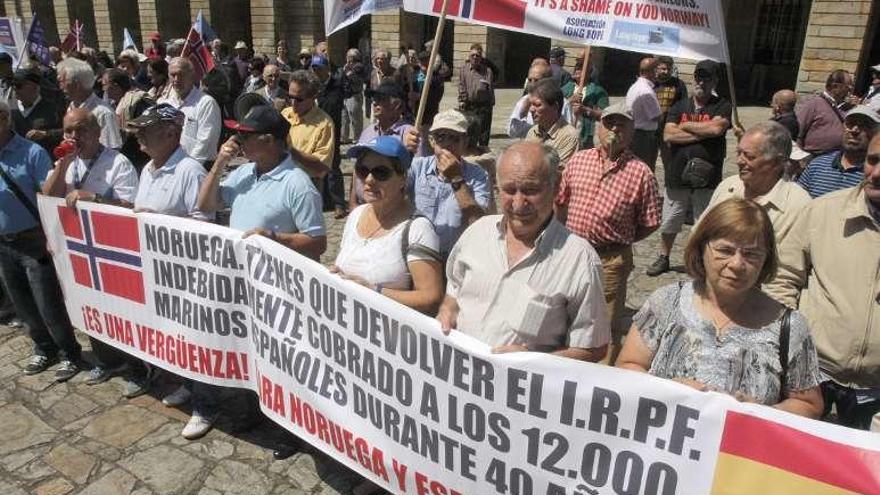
[497,141,560,237]
[497,141,559,191]
[639,57,657,80]
[527,63,552,84]
[63,108,101,155]
[263,64,280,88]
[772,89,797,114]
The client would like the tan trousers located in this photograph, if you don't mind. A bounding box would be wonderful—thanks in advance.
[597,245,633,364]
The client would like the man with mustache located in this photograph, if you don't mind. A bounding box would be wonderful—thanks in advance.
[772,131,880,432]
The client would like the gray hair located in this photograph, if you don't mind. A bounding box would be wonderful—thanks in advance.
[289,69,322,97]
[496,142,560,191]
[169,57,194,75]
[746,121,792,161]
[118,48,140,63]
[346,48,361,61]
[57,57,96,90]
[373,49,391,60]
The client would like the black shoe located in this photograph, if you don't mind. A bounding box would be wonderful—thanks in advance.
[272,443,299,460]
[24,355,58,375]
[646,255,670,277]
[55,360,80,382]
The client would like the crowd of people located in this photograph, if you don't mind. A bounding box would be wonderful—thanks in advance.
[0,32,878,492]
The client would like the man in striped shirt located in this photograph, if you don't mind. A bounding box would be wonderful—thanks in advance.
[797,106,879,198]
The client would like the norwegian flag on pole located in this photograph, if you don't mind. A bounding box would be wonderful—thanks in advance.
[60,19,84,53]
[57,206,145,304]
[181,22,214,82]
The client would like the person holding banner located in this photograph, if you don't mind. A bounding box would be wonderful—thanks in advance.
[617,198,824,418]
[41,108,149,394]
[439,141,610,361]
[0,99,82,381]
[772,132,880,430]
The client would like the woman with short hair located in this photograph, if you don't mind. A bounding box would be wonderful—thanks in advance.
[616,198,824,418]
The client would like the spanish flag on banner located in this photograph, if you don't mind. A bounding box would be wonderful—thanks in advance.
[711,411,880,494]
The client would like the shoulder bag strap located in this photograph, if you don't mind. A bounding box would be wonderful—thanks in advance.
[778,307,793,401]
[820,94,845,123]
[0,162,40,223]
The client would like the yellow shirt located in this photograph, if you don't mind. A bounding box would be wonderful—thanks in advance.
[281,105,335,169]
[525,117,580,165]
[769,186,880,388]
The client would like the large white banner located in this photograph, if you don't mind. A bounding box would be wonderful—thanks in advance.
[39,197,879,495]
[404,0,730,62]
[325,0,403,35]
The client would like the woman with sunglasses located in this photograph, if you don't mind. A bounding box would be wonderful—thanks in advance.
[332,136,444,315]
[616,199,824,418]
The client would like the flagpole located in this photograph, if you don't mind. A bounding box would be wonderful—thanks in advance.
[572,46,591,131]
[414,0,450,130]
[17,16,35,70]
[718,0,741,136]
[182,25,193,55]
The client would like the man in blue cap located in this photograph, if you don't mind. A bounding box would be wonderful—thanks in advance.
[310,54,350,218]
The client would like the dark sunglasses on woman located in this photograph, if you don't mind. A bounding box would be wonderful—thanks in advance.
[355,164,395,181]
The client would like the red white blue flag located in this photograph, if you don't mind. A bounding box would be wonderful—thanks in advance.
[181,22,214,82]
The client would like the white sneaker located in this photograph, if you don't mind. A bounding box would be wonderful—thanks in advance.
[181,412,216,440]
[162,385,192,406]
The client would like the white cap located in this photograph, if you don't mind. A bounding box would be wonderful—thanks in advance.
[430,109,468,134]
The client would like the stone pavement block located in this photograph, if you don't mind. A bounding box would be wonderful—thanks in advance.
[119,445,205,495]
[71,437,123,463]
[0,403,57,456]
[135,422,185,451]
[44,443,97,484]
[183,439,235,460]
[0,445,48,472]
[81,404,167,448]
[33,477,74,495]
[16,458,58,481]
[78,470,137,495]
[202,459,271,494]
[0,478,28,495]
[45,393,100,427]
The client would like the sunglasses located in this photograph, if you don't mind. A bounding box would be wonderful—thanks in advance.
[355,164,396,181]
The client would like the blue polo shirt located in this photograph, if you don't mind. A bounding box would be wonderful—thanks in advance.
[0,134,52,234]
[220,155,325,236]
[407,155,491,256]
[797,150,865,199]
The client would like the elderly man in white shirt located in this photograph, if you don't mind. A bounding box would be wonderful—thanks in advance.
[625,57,662,171]
[57,57,123,149]
[508,61,573,138]
[437,141,609,361]
[159,57,221,166]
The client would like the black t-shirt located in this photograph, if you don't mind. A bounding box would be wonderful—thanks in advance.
[664,95,732,189]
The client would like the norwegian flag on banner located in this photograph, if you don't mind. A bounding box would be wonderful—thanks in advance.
[57,206,145,304]
[432,0,527,29]
[181,24,215,82]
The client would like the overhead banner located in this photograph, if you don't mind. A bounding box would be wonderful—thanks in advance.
[0,16,27,66]
[406,0,729,62]
[325,0,403,35]
[39,196,879,495]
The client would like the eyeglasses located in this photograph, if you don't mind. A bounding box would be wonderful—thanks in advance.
[707,242,766,264]
[355,164,395,181]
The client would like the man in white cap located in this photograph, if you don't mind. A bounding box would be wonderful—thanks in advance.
[555,102,660,362]
[797,105,879,198]
[233,41,250,80]
[406,109,491,258]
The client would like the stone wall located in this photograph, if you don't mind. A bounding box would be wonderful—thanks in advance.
[796,0,873,94]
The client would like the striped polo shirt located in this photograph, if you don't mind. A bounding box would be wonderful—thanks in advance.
[796,151,864,199]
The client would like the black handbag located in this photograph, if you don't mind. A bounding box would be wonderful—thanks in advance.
[680,157,715,188]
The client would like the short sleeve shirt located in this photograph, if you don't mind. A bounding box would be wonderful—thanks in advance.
[664,95,732,189]
[633,281,821,404]
[796,151,865,199]
[407,155,491,257]
[63,148,139,202]
[134,147,213,220]
[446,215,610,349]
[0,134,52,234]
[334,205,441,290]
[219,156,325,236]
[282,105,335,169]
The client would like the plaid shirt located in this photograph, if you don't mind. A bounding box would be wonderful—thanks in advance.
[556,148,662,248]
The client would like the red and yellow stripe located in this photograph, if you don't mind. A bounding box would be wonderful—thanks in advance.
[711,411,880,494]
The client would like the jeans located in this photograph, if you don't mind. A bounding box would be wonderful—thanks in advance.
[821,380,880,431]
[341,93,364,142]
[186,379,219,416]
[632,129,659,171]
[0,234,81,360]
[89,336,149,379]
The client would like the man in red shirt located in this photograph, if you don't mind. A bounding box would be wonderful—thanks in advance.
[556,102,662,362]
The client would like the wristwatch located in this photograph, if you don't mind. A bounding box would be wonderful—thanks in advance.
[450,177,466,191]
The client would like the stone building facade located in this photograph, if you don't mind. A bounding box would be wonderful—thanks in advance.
[0,1,876,102]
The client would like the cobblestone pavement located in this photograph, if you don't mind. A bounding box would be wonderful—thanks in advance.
[1,88,770,494]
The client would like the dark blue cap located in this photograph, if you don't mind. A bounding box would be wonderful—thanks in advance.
[347,136,412,169]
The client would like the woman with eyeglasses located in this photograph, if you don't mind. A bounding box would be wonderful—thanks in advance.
[616,198,824,418]
[332,136,444,315]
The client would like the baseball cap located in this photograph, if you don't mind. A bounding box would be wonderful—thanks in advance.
[844,105,880,125]
[224,104,290,139]
[310,55,329,68]
[789,141,810,161]
[694,59,720,79]
[13,69,41,85]
[430,109,468,134]
[600,102,633,122]
[234,41,248,50]
[347,136,412,169]
[127,103,185,128]
[365,82,404,100]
